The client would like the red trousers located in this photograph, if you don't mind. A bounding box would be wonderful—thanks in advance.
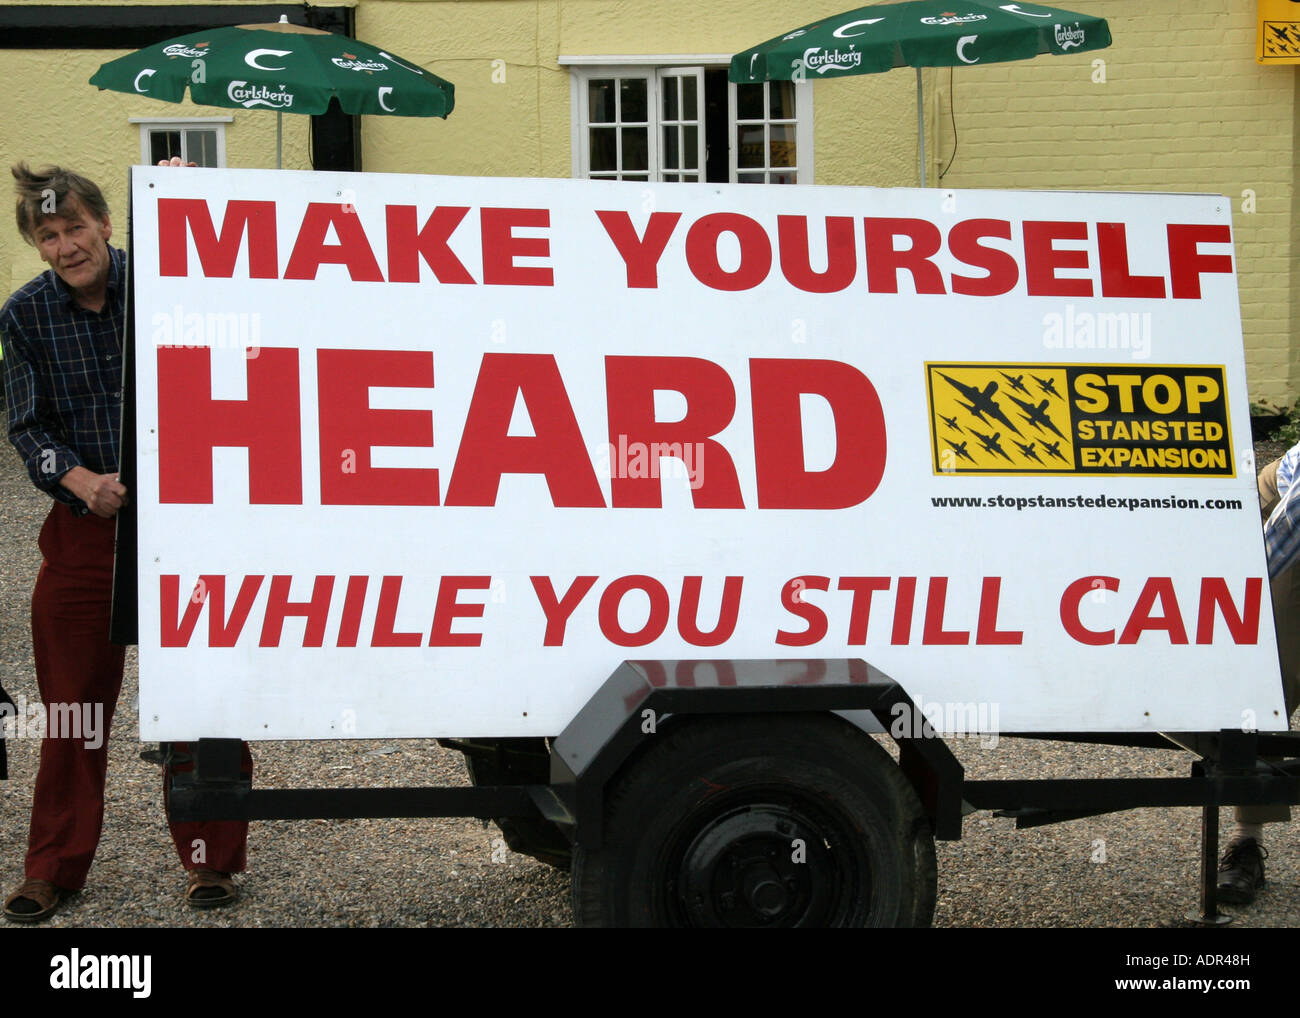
[26,502,251,889]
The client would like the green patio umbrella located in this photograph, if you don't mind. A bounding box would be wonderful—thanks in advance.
[730,1,1111,185]
[90,15,455,167]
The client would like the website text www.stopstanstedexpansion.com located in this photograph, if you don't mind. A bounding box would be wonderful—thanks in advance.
[931,494,1245,512]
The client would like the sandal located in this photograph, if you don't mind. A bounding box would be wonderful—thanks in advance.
[4,879,68,923]
[186,868,237,909]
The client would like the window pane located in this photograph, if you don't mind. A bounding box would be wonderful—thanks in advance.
[737,125,765,168]
[769,80,796,120]
[620,79,647,123]
[770,124,795,167]
[149,130,181,164]
[736,83,764,120]
[589,80,615,123]
[663,76,678,121]
[622,126,648,171]
[624,174,649,182]
[682,75,697,120]
[664,173,680,183]
[590,127,617,171]
[663,125,679,170]
[737,172,766,184]
[185,129,218,167]
[683,125,698,170]
[770,171,797,184]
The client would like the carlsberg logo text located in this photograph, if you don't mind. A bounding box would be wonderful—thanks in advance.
[1055,23,1086,49]
[227,81,294,109]
[803,46,864,72]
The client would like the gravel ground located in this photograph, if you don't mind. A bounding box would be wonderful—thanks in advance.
[1,434,1296,929]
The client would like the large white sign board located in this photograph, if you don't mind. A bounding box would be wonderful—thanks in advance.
[131,166,1285,739]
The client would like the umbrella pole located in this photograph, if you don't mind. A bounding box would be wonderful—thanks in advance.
[916,67,926,188]
[276,110,283,169]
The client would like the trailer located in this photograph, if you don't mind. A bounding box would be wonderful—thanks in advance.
[115,166,1300,926]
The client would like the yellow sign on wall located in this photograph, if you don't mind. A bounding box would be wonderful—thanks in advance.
[1258,0,1300,62]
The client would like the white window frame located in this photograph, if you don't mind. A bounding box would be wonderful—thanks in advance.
[728,79,804,184]
[130,116,231,167]
[657,66,706,183]
[563,56,814,184]
[571,68,657,181]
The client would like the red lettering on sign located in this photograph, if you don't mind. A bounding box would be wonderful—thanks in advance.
[260,575,334,647]
[445,354,604,507]
[284,203,384,281]
[531,575,598,646]
[596,210,682,288]
[337,575,369,648]
[1118,577,1188,644]
[1167,224,1233,299]
[976,577,1023,645]
[1060,575,1119,645]
[949,219,1018,297]
[1024,220,1093,297]
[605,356,743,508]
[778,215,856,293]
[839,576,891,645]
[385,205,475,284]
[678,576,743,646]
[776,576,830,647]
[1096,222,1166,299]
[159,574,264,647]
[863,218,945,294]
[157,346,302,504]
[892,577,916,644]
[751,359,886,509]
[317,349,438,506]
[685,213,772,291]
[429,576,491,647]
[921,577,969,645]
[1195,577,1261,645]
[158,198,278,278]
[480,207,553,286]
[598,575,671,646]
[371,575,422,647]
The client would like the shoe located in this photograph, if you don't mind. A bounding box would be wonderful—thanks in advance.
[185,868,236,909]
[1217,838,1268,905]
[3,879,69,923]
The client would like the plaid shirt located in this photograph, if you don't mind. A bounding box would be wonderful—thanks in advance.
[1,246,126,515]
[1264,440,1300,578]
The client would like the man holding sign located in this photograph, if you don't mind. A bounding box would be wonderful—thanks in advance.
[1,162,251,923]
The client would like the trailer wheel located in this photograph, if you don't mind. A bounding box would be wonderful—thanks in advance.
[459,738,572,870]
[572,713,936,928]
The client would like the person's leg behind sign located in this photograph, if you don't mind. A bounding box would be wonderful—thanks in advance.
[6,506,123,922]
[1219,457,1300,904]
[164,741,253,908]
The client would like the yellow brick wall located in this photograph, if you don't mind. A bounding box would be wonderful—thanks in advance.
[355,0,917,183]
[935,1,1299,405]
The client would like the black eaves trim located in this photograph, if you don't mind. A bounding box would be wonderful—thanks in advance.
[0,5,348,49]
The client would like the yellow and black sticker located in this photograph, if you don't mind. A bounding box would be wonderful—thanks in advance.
[1260,20,1300,61]
[926,363,1233,477]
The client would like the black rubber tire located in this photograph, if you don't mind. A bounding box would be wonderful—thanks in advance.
[572,713,937,928]
[460,738,572,871]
